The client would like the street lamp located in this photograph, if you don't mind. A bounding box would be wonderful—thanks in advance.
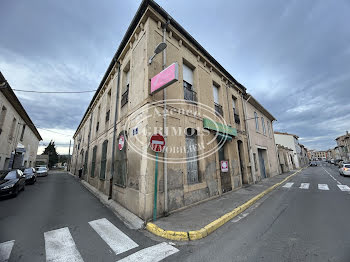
[148,42,167,64]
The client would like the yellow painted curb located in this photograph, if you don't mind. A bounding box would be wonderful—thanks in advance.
[146,167,306,241]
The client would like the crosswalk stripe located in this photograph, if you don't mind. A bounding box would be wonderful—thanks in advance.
[318,184,329,190]
[117,242,179,262]
[0,240,15,262]
[337,185,350,192]
[299,183,310,189]
[44,227,84,262]
[88,218,138,255]
[282,182,294,188]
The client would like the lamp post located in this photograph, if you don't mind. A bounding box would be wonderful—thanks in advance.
[148,42,167,65]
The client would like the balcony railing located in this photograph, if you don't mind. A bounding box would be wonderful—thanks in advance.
[234,113,240,124]
[184,86,197,103]
[214,103,223,117]
[121,88,129,107]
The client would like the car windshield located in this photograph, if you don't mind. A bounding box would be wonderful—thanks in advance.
[24,168,33,174]
[38,167,46,171]
[4,171,17,180]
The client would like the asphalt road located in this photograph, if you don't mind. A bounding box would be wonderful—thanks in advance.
[169,162,350,262]
[0,171,178,262]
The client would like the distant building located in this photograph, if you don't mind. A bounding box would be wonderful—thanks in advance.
[35,154,49,167]
[274,132,308,169]
[276,144,294,172]
[0,72,42,170]
[335,131,350,161]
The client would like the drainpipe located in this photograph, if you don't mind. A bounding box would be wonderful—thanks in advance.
[86,110,93,183]
[163,19,170,215]
[109,61,121,200]
[242,93,255,183]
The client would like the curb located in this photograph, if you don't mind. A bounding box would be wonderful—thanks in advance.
[146,167,306,241]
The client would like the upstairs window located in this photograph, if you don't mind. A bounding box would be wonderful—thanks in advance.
[183,63,196,102]
[0,106,7,135]
[261,117,266,135]
[213,83,223,117]
[20,124,26,141]
[106,89,111,123]
[232,96,240,124]
[254,112,259,131]
[267,121,272,137]
[9,117,16,140]
[121,65,130,107]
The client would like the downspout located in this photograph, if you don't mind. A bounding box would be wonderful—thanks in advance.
[242,93,255,183]
[163,19,170,215]
[86,110,93,183]
[109,61,121,200]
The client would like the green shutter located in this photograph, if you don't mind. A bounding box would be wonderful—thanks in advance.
[100,140,108,180]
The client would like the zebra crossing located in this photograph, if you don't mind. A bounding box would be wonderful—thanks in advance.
[0,218,179,262]
[281,182,350,192]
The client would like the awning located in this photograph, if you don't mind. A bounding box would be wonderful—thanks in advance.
[216,132,233,142]
[203,118,237,137]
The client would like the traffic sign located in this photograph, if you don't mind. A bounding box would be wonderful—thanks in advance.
[118,135,125,151]
[150,134,165,152]
[221,160,228,172]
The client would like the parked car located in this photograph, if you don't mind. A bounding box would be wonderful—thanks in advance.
[36,167,48,177]
[23,167,37,184]
[310,161,317,166]
[0,169,26,197]
[330,159,335,164]
[334,159,342,166]
[339,163,350,176]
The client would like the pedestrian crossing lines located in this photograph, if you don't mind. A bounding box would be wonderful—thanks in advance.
[0,218,179,262]
[281,182,350,192]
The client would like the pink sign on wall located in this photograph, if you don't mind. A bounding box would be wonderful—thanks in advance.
[150,62,178,94]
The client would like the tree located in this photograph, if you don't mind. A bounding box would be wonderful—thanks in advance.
[42,141,59,168]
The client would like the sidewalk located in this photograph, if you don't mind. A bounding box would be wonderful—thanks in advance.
[148,169,304,240]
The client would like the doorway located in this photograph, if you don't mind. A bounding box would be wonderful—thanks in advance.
[219,143,232,193]
[237,140,247,185]
[258,149,266,179]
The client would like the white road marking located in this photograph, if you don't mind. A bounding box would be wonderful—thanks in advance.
[88,218,138,255]
[44,227,84,262]
[0,240,15,262]
[117,242,179,262]
[337,185,350,192]
[282,182,294,188]
[318,184,329,190]
[322,167,342,185]
[299,183,310,189]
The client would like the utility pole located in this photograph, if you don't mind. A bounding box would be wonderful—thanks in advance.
[163,19,170,215]
[109,61,121,200]
[68,140,71,171]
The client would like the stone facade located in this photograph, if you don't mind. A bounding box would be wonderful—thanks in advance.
[0,72,42,170]
[71,0,277,220]
[276,144,294,172]
[245,94,279,181]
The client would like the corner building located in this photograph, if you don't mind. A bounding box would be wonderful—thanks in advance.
[72,0,276,220]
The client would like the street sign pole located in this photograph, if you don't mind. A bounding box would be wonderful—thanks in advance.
[153,151,159,221]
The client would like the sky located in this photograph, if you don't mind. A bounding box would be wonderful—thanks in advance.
[0,0,349,154]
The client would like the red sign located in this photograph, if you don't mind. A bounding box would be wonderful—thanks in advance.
[150,62,178,94]
[118,135,125,151]
[150,134,165,152]
[221,160,228,172]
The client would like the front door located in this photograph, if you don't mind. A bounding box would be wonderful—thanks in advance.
[258,149,266,179]
[219,145,232,193]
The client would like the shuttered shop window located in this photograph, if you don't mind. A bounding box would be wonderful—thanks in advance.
[91,146,97,177]
[100,140,108,180]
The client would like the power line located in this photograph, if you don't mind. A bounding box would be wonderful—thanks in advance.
[12,89,96,94]
[37,127,73,137]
